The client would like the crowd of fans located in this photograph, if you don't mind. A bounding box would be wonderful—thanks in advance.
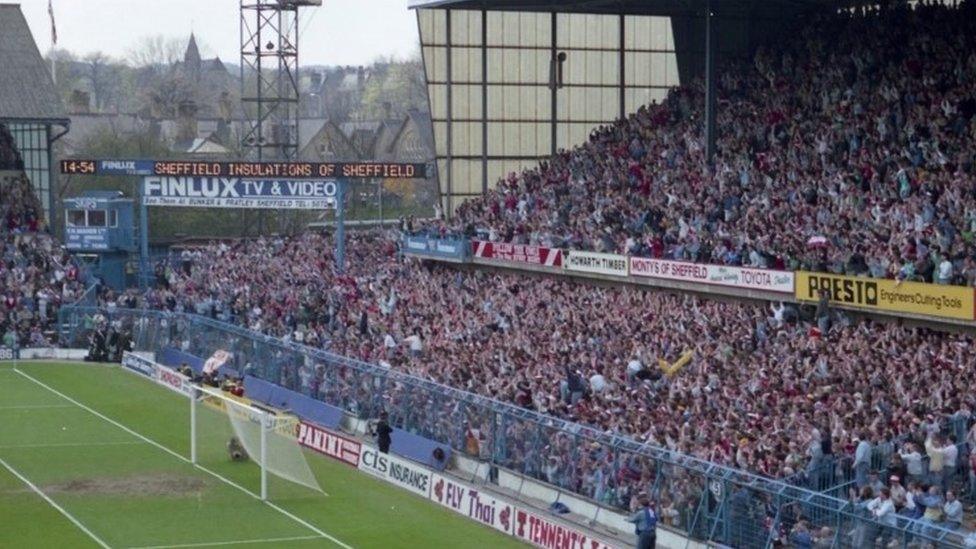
[51,0,976,540]
[105,229,976,530]
[0,130,85,349]
[95,8,976,523]
[447,1,976,287]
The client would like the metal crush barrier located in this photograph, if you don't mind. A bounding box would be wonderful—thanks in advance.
[58,305,972,548]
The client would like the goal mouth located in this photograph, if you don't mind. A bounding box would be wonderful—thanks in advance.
[193,383,325,499]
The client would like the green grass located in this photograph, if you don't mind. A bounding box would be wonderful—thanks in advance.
[0,361,526,549]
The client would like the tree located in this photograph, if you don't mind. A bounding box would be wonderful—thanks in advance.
[82,52,122,112]
[357,50,428,120]
[47,48,81,106]
[127,35,187,70]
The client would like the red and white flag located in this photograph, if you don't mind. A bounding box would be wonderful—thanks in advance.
[48,0,57,46]
[806,235,828,249]
[203,350,231,375]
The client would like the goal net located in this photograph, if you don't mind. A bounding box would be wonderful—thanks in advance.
[191,384,323,500]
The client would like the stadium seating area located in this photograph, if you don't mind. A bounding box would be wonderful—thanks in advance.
[16,0,973,541]
[111,232,976,490]
[448,2,976,286]
[89,5,976,532]
[0,134,85,349]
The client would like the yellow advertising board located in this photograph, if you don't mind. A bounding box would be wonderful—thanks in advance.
[794,272,974,321]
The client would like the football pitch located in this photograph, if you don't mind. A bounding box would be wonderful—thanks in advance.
[0,361,526,549]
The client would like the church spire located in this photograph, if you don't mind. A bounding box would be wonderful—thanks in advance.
[184,33,201,73]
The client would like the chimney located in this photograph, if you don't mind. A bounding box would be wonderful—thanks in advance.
[69,90,91,114]
[218,91,233,121]
[357,66,365,89]
[310,71,322,90]
[176,100,199,144]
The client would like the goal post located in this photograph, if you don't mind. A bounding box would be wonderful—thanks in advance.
[119,352,323,501]
[190,384,324,501]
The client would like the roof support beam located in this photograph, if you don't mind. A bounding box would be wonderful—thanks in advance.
[704,0,716,165]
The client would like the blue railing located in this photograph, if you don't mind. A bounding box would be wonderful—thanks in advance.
[57,305,973,548]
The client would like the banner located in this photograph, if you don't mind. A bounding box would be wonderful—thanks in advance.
[63,159,428,179]
[155,365,194,397]
[0,346,17,361]
[513,508,616,549]
[430,473,515,534]
[121,352,194,395]
[65,227,110,251]
[297,421,361,467]
[630,257,794,294]
[142,177,337,209]
[563,251,629,277]
[658,350,694,377]
[402,236,470,261]
[795,272,975,321]
[122,352,156,379]
[472,241,562,267]
[358,446,432,498]
[203,349,232,375]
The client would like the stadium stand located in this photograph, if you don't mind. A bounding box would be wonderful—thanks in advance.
[104,231,976,491]
[1,124,85,349]
[447,2,976,286]
[57,1,976,545]
[78,4,976,541]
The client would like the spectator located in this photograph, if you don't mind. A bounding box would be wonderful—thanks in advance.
[853,433,872,488]
[888,476,907,511]
[943,490,963,530]
[925,434,945,488]
[626,495,656,549]
[900,443,925,486]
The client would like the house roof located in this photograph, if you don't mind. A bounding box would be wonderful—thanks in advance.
[60,113,148,155]
[407,109,435,151]
[298,117,329,151]
[0,4,67,122]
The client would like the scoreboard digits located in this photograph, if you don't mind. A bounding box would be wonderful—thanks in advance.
[59,160,96,175]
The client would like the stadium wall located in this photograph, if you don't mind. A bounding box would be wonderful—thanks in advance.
[340,416,705,549]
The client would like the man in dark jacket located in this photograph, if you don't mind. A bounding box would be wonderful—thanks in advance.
[375,412,393,454]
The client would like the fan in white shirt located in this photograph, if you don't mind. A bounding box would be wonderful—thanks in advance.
[867,488,896,527]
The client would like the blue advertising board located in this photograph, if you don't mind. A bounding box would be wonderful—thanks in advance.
[142,177,338,210]
[402,235,470,262]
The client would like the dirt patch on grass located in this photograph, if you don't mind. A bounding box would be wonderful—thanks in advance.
[44,473,207,497]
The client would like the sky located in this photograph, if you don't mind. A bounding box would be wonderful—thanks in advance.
[16,0,421,66]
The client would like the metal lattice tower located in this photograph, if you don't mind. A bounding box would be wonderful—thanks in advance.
[239,0,320,160]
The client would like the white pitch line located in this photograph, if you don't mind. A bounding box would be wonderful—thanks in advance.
[13,368,353,549]
[0,403,75,409]
[0,455,112,549]
[0,441,147,450]
[128,534,324,549]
